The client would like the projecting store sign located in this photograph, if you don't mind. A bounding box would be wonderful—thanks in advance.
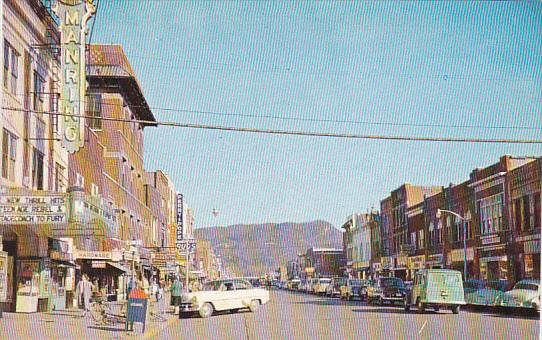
[54,0,96,153]
[176,193,184,249]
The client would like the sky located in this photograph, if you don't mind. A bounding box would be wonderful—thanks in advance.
[91,1,541,229]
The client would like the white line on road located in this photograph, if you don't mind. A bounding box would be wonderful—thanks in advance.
[419,320,427,335]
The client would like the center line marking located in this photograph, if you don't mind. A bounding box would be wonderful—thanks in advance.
[418,320,427,334]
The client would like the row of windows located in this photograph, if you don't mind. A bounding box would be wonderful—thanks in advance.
[4,40,18,95]
[2,128,65,191]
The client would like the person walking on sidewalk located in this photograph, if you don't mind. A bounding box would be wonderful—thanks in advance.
[76,274,94,317]
[171,276,183,314]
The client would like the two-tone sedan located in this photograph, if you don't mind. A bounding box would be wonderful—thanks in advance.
[179,278,270,318]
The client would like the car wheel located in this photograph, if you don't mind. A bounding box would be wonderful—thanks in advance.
[452,305,460,314]
[249,300,260,313]
[404,297,410,311]
[199,303,214,318]
[434,306,440,312]
[416,298,425,313]
[229,309,240,314]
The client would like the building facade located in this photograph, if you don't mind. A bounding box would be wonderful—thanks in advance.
[304,247,345,278]
[0,0,72,313]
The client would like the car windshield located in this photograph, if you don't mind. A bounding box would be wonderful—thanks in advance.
[513,283,539,291]
[203,281,224,291]
[487,281,507,291]
[464,281,486,289]
[381,279,404,288]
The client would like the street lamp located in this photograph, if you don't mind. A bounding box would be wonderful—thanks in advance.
[436,209,467,280]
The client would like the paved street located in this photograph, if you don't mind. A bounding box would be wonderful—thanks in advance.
[154,290,539,340]
[0,290,538,340]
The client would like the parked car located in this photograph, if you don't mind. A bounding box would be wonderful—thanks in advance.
[308,278,317,294]
[313,278,332,295]
[326,277,346,297]
[404,269,465,314]
[367,277,407,306]
[180,278,270,318]
[287,279,301,291]
[497,279,540,311]
[340,279,366,301]
[464,279,508,306]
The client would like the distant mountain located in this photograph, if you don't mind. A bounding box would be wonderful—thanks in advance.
[193,220,343,277]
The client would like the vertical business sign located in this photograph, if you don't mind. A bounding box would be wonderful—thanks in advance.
[176,193,184,248]
[54,0,96,153]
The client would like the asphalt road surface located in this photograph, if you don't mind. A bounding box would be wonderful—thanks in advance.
[152,290,539,340]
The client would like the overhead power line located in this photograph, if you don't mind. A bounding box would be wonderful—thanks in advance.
[7,91,542,131]
[4,106,542,144]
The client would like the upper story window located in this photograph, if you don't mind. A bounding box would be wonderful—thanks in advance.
[54,162,65,192]
[479,194,504,235]
[2,129,17,181]
[33,71,45,112]
[4,40,19,95]
[418,229,425,249]
[32,148,44,190]
[91,183,99,196]
[86,93,102,130]
[36,118,46,153]
[51,92,59,134]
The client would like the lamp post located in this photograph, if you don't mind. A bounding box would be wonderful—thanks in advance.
[436,209,467,280]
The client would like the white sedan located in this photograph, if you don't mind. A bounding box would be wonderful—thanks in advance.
[180,278,270,318]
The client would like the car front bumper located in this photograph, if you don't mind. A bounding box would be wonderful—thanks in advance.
[179,302,199,313]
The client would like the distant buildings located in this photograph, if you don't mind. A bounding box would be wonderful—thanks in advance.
[304,247,345,278]
[339,155,540,285]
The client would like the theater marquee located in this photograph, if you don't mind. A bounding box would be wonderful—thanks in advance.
[53,0,96,153]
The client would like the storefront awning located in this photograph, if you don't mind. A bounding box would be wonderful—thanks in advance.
[106,262,130,273]
[51,259,76,268]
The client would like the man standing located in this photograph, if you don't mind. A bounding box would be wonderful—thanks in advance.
[171,276,183,314]
[76,275,94,317]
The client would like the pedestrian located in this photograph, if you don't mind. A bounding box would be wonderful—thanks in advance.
[127,276,136,299]
[151,279,159,301]
[76,274,94,317]
[171,276,183,314]
[157,281,164,301]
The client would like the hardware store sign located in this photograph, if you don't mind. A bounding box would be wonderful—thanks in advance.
[0,196,67,224]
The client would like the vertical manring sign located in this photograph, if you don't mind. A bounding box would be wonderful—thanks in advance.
[176,193,184,249]
[54,0,96,153]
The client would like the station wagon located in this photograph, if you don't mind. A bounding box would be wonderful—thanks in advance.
[404,269,466,314]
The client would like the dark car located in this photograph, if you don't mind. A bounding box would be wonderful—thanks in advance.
[367,277,407,306]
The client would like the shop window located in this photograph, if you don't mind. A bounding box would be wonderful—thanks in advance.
[2,129,17,181]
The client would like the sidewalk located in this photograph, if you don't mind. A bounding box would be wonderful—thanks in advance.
[0,291,179,340]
